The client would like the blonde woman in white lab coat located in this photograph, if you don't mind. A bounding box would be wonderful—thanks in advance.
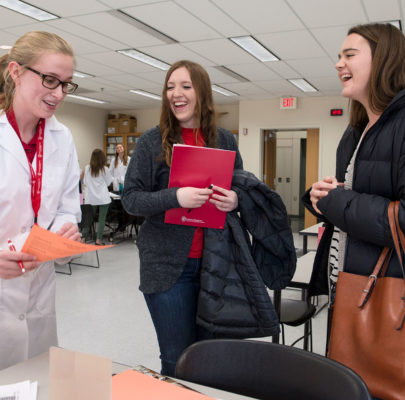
[108,143,130,192]
[0,31,81,369]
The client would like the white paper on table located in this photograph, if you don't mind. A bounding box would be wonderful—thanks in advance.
[0,380,37,400]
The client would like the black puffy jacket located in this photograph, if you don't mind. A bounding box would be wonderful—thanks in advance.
[303,89,405,296]
[197,170,296,338]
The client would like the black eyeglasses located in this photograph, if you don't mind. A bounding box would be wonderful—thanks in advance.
[25,66,78,94]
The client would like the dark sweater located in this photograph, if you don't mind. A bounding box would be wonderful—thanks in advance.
[122,126,243,294]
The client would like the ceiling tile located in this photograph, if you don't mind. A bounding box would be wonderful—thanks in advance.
[175,0,248,37]
[123,2,221,42]
[183,39,257,65]
[69,12,166,48]
[286,57,336,79]
[137,44,214,66]
[287,0,367,28]
[212,0,305,33]
[363,0,400,21]
[226,62,280,81]
[27,0,110,17]
[257,30,327,60]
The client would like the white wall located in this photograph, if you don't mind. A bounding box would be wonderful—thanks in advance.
[55,101,109,169]
[58,96,349,182]
[238,96,350,180]
[127,103,239,132]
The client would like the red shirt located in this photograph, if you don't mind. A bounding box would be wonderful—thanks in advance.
[17,130,38,163]
[181,128,204,258]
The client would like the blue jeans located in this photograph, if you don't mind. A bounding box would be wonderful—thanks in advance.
[144,258,212,377]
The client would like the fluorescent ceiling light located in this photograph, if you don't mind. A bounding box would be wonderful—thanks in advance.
[0,45,12,50]
[230,36,279,62]
[117,49,170,71]
[211,85,238,97]
[214,66,249,82]
[0,0,58,21]
[108,10,176,44]
[387,20,402,30]
[130,89,162,101]
[67,94,107,104]
[288,78,318,93]
[73,70,95,79]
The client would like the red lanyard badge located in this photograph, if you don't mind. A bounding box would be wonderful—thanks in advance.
[6,109,45,224]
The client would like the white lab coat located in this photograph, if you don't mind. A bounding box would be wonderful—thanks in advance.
[108,156,130,191]
[0,112,81,370]
[83,165,113,205]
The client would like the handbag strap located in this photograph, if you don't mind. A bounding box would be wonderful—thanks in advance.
[358,202,405,309]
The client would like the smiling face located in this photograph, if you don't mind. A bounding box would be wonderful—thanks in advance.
[166,66,197,129]
[11,52,74,120]
[116,144,124,155]
[335,33,372,107]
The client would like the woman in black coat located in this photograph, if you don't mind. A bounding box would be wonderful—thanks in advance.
[304,23,405,299]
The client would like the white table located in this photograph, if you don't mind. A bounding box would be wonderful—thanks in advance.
[299,222,323,254]
[0,352,256,400]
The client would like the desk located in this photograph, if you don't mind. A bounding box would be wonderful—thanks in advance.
[290,251,316,294]
[299,222,322,254]
[0,352,255,400]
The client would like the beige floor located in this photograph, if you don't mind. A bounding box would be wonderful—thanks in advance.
[55,224,328,372]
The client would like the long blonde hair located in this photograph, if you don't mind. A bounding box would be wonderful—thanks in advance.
[0,31,74,112]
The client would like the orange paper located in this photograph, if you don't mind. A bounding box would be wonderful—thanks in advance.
[21,224,113,262]
[112,369,215,400]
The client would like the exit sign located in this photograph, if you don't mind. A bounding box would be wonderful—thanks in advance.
[280,97,297,109]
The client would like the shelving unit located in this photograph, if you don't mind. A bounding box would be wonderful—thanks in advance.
[104,132,142,165]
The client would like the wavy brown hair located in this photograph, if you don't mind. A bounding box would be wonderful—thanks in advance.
[0,31,74,113]
[159,60,217,166]
[347,23,405,130]
[89,149,107,177]
[114,144,128,168]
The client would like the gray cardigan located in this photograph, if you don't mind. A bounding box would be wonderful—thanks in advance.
[122,126,243,294]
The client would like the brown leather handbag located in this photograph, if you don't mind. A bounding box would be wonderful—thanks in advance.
[328,201,405,400]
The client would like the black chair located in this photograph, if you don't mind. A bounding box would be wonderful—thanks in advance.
[175,339,372,400]
[279,296,317,350]
[56,204,99,275]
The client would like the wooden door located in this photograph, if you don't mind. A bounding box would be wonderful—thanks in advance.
[304,129,319,228]
[263,130,276,189]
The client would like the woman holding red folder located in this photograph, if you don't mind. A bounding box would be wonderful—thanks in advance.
[0,31,81,369]
[122,60,243,377]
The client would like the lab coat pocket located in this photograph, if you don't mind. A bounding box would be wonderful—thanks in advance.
[30,262,56,316]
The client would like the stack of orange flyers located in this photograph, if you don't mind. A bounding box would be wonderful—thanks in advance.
[112,369,215,400]
[21,224,113,262]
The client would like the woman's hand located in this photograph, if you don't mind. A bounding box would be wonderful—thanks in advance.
[0,250,40,279]
[177,187,213,209]
[209,185,238,212]
[309,176,342,214]
[56,222,81,242]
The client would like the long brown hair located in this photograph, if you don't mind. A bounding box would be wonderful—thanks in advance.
[0,31,74,112]
[347,23,405,130]
[89,149,107,177]
[159,60,217,166]
[114,144,128,168]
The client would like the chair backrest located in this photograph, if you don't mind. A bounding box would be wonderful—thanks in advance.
[175,339,372,400]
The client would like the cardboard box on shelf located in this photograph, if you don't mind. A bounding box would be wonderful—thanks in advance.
[119,117,137,133]
[107,118,120,133]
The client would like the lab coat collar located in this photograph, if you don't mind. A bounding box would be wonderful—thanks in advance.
[0,112,64,173]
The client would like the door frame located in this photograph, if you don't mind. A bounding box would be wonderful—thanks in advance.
[262,127,319,228]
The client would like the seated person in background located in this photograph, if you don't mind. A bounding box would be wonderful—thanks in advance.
[109,143,130,192]
[81,149,113,245]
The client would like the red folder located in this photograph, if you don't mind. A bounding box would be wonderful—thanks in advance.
[164,144,236,229]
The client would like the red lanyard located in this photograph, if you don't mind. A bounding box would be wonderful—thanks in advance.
[6,109,45,224]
